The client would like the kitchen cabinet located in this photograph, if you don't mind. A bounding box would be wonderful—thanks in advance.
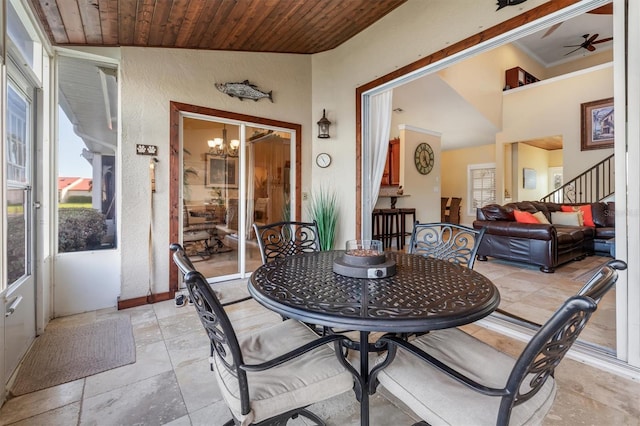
[381,137,400,186]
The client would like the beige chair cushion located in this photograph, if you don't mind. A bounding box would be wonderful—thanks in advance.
[214,319,354,425]
[376,328,556,426]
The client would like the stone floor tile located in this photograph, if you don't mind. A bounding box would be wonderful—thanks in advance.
[173,357,224,414]
[545,385,638,426]
[157,310,202,340]
[554,359,640,418]
[7,402,80,426]
[188,400,234,426]
[126,304,157,326]
[154,299,187,320]
[162,413,192,426]
[132,319,165,347]
[80,371,186,426]
[0,380,83,425]
[164,328,209,370]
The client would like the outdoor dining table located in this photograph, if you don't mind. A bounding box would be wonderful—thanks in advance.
[248,250,501,426]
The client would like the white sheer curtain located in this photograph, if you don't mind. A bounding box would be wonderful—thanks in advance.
[245,142,255,237]
[368,90,393,211]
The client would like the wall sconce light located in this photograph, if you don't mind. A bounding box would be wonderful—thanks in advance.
[317,109,331,139]
[207,125,239,157]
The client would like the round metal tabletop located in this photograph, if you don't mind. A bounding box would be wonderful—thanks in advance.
[249,250,500,333]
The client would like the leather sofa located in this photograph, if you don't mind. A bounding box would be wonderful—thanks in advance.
[473,201,615,273]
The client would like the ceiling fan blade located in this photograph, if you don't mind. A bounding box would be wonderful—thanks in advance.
[588,4,613,15]
[564,46,584,56]
[541,22,562,39]
[587,34,600,44]
[587,45,597,52]
[593,37,614,44]
[563,44,582,48]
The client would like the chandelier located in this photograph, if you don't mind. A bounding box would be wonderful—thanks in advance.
[207,125,239,157]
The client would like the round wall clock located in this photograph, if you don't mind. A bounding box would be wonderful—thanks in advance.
[316,152,332,168]
[414,143,434,175]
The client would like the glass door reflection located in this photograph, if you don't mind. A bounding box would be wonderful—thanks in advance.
[182,119,240,279]
[181,118,293,280]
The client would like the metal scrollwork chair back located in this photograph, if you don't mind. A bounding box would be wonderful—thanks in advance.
[253,220,321,264]
[408,222,487,269]
[370,260,625,426]
[170,243,356,426]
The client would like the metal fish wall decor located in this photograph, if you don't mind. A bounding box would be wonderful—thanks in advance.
[496,0,528,11]
[215,80,273,102]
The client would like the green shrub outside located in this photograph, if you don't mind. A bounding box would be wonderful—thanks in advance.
[7,213,25,284]
[66,195,92,204]
[58,208,107,252]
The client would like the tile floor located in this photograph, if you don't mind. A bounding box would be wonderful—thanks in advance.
[2,257,640,425]
[474,255,617,349]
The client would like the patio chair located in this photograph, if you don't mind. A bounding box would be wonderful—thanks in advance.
[170,243,251,306]
[408,222,486,269]
[369,260,623,426]
[253,220,321,264]
[252,221,358,338]
[577,259,627,302]
[171,243,356,426]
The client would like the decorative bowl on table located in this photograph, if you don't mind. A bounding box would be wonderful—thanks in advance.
[333,240,396,279]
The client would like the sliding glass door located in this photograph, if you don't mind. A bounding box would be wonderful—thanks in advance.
[181,116,294,281]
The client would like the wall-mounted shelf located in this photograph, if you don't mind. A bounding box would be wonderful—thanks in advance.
[504,66,539,90]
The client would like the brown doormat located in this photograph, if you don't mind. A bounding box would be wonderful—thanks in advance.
[10,316,136,396]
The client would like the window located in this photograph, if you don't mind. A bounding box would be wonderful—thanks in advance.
[468,163,496,216]
[5,83,32,287]
[7,0,42,77]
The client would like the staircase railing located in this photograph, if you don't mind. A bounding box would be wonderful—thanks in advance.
[541,154,614,204]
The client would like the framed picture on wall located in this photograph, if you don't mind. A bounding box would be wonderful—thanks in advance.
[581,97,614,151]
[206,154,239,188]
[523,168,536,189]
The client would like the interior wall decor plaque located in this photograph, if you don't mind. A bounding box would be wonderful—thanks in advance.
[523,168,537,189]
[206,154,239,188]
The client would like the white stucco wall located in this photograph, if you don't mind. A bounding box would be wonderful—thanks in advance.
[119,48,311,299]
[438,43,547,130]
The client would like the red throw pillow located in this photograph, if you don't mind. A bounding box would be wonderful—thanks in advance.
[514,210,540,224]
[562,205,594,227]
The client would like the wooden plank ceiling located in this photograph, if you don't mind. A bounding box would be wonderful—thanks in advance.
[29,0,407,54]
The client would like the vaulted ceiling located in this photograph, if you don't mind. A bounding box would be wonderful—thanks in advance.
[28,0,407,54]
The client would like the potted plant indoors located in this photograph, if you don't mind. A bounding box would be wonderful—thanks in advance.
[308,186,338,250]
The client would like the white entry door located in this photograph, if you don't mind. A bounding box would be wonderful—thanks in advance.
[3,81,36,381]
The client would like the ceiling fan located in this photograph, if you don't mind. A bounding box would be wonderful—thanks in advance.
[563,33,613,56]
